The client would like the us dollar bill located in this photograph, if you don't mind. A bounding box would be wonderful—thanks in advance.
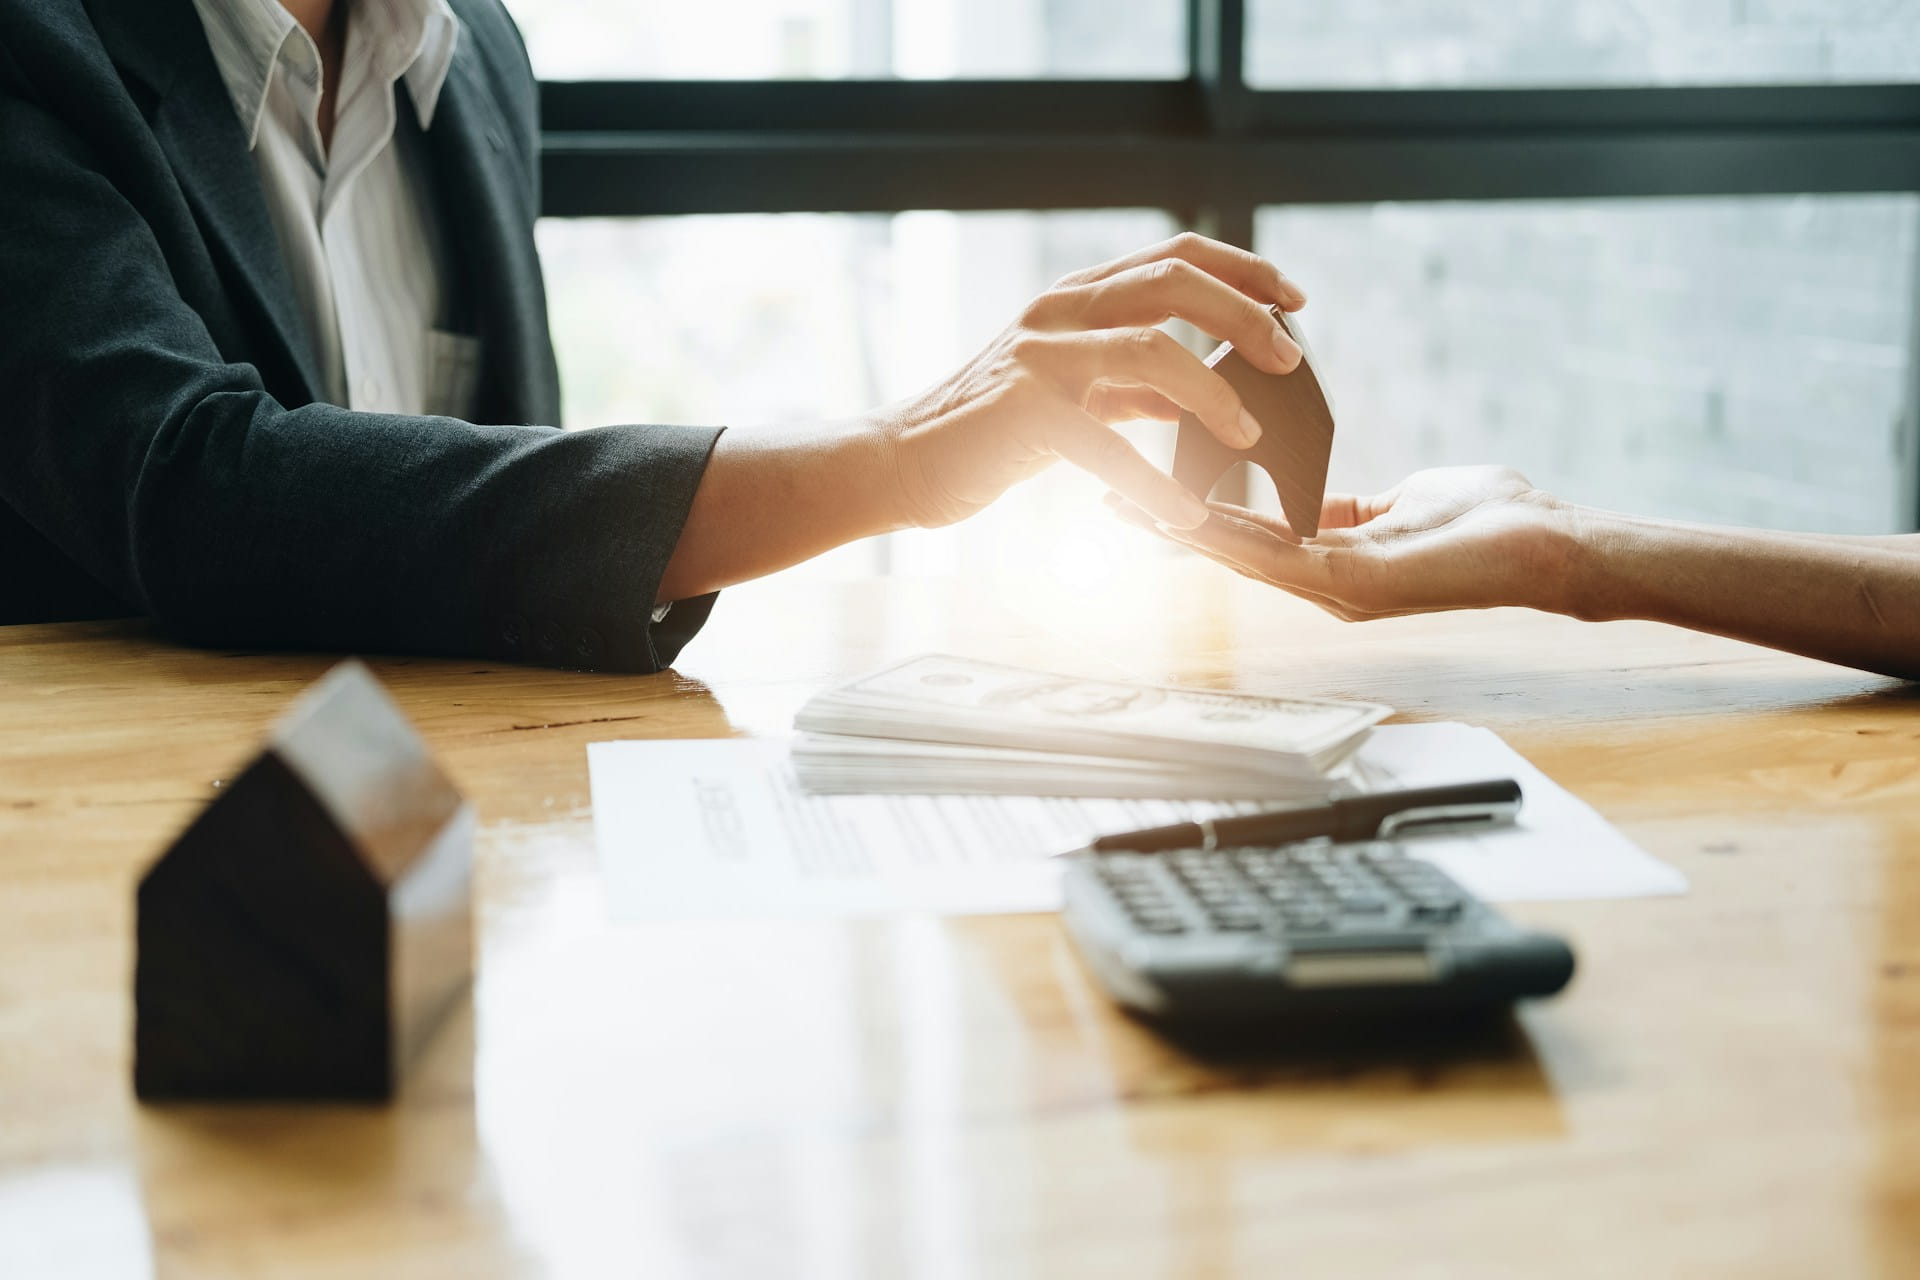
[795,654,1390,771]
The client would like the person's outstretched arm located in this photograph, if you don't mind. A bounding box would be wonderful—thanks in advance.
[656,236,1309,602]
[1114,465,1920,680]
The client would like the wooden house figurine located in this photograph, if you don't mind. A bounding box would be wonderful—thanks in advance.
[135,661,474,1101]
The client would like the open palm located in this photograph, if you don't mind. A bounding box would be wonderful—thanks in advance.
[1122,466,1570,620]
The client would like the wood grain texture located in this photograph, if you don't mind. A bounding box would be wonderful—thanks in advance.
[3,565,1919,1279]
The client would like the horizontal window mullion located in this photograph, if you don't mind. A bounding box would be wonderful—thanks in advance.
[539,130,1920,217]
[539,134,1206,216]
[1237,83,1920,137]
[538,79,1206,136]
[540,80,1920,139]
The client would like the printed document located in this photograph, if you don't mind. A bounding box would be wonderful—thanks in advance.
[587,722,1685,920]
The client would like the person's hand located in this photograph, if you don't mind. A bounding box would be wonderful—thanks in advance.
[880,233,1307,531]
[1113,465,1576,619]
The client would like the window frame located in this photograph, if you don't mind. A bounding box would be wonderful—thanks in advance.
[532,0,1920,523]
[538,0,1920,217]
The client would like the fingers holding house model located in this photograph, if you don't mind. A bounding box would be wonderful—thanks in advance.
[655,233,1305,602]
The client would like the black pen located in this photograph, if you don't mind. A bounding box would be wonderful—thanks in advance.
[1066,778,1523,856]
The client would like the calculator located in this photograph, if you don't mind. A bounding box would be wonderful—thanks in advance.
[1060,841,1574,1020]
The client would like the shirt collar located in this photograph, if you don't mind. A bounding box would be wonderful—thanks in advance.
[189,0,461,150]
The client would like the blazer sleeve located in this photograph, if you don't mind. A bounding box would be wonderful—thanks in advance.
[0,77,723,673]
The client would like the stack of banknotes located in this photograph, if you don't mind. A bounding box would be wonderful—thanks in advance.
[791,654,1391,800]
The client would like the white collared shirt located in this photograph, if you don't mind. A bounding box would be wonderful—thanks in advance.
[191,0,478,418]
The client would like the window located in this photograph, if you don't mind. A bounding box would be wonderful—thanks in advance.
[539,210,1179,580]
[1246,0,1920,88]
[1257,194,1920,532]
[503,0,1186,80]
[524,0,1920,554]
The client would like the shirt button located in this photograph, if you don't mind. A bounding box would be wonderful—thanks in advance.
[354,376,383,405]
[535,620,563,659]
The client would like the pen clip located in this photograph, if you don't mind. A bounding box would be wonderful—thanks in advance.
[1374,799,1519,838]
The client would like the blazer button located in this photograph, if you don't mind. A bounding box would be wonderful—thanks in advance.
[500,613,528,653]
[573,628,605,666]
[535,620,563,659]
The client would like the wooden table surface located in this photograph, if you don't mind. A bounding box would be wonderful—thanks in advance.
[4,564,1919,1279]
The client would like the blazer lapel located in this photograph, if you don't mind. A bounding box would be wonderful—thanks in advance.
[89,0,326,404]
[420,41,551,426]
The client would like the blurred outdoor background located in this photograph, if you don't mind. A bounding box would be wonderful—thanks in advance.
[505,0,1920,588]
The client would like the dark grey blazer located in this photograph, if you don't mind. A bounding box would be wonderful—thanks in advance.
[0,0,723,671]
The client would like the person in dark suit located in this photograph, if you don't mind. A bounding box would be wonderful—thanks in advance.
[0,0,1306,671]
